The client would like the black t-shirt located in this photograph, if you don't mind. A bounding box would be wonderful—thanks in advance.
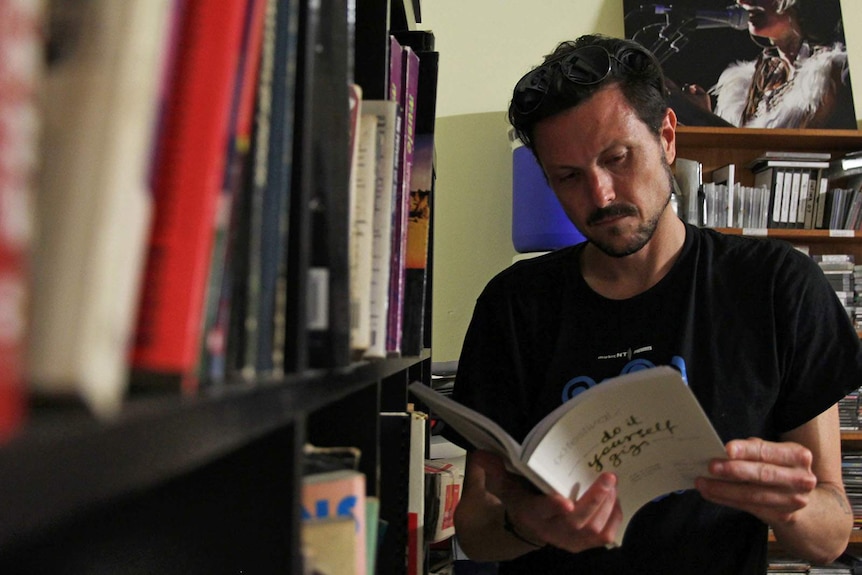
[449,224,862,574]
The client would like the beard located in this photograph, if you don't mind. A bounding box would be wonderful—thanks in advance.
[585,161,675,258]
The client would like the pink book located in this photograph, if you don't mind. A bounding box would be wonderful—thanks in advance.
[387,41,419,354]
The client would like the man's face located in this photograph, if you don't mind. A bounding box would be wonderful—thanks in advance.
[532,84,677,258]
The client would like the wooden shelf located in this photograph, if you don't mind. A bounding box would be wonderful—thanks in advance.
[768,529,862,544]
[676,126,862,152]
[713,228,862,240]
[675,127,862,186]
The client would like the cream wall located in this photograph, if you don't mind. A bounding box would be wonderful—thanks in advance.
[420,0,862,362]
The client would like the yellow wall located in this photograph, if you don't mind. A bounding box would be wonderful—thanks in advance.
[420,0,862,361]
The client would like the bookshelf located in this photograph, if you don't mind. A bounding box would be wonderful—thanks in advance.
[0,0,434,574]
[677,126,862,557]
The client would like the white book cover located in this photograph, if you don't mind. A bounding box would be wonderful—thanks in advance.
[348,105,379,353]
[361,100,399,359]
[778,169,795,228]
[788,169,803,229]
[712,164,734,228]
[28,0,173,416]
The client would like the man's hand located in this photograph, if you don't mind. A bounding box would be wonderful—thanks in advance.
[695,437,817,525]
[694,418,852,566]
[467,450,624,556]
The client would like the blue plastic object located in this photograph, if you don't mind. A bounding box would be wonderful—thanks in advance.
[511,138,585,253]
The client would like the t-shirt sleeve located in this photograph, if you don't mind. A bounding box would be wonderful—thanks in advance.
[773,250,862,433]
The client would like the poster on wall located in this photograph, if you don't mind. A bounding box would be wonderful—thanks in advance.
[622,1,857,129]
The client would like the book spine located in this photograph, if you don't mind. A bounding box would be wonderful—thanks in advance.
[131,0,248,390]
[305,0,351,369]
[349,94,380,356]
[30,0,172,415]
[239,0,302,378]
[0,0,40,439]
[198,0,267,384]
[400,43,438,357]
[361,101,398,360]
[386,44,419,355]
[815,175,830,229]
[768,168,784,228]
[778,168,794,228]
[406,410,427,575]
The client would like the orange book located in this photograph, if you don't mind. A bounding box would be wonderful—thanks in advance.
[131,0,251,390]
[301,469,367,575]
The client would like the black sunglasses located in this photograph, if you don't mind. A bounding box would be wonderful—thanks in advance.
[512,45,639,116]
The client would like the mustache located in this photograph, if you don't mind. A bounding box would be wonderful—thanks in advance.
[586,203,639,226]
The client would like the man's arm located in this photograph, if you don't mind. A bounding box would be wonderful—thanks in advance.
[453,450,622,561]
[696,405,852,564]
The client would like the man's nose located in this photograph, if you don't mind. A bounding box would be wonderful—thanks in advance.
[585,168,615,207]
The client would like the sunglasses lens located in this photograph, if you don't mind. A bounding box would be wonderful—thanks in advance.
[560,46,611,84]
[514,68,550,114]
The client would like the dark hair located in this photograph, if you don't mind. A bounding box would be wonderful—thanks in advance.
[508,34,669,150]
[786,0,846,46]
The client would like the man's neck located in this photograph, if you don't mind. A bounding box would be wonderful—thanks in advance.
[580,211,686,300]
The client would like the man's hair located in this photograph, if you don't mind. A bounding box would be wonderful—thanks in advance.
[508,34,669,150]
[783,0,846,46]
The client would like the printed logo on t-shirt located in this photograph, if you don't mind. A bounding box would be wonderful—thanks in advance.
[560,355,689,403]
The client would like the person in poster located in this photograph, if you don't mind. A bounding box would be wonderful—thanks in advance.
[624,0,857,129]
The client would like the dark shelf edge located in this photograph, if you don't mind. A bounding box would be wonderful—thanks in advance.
[0,352,430,551]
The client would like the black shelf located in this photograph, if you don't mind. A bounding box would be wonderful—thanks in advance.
[0,352,429,551]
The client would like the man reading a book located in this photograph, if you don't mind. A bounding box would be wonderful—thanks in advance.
[447,34,862,573]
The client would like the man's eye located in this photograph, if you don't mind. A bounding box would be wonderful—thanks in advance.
[606,153,627,165]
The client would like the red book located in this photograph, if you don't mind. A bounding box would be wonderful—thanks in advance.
[132,0,250,391]
[0,0,39,440]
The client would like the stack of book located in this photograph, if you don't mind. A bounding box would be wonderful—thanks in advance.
[838,389,860,430]
[677,150,862,231]
[748,152,832,230]
[812,255,858,323]
[843,450,862,533]
[855,263,862,331]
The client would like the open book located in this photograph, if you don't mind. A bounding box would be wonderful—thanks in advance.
[408,366,727,546]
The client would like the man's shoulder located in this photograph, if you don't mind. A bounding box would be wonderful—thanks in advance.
[689,225,817,278]
[692,225,801,257]
[480,245,583,300]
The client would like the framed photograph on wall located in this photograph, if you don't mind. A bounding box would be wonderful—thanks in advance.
[623,1,857,129]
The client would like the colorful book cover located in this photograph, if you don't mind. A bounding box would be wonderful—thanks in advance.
[302,469,367,575]
[387,43,419,355]
[401,42,438,357]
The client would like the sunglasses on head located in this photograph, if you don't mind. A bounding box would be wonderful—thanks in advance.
[512,44,648,116]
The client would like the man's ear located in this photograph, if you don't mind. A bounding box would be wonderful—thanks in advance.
[661,107,677,165]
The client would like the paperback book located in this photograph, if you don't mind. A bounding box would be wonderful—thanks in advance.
[408,366,727,546]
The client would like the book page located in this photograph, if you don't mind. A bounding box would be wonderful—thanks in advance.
[521,367,726,544]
